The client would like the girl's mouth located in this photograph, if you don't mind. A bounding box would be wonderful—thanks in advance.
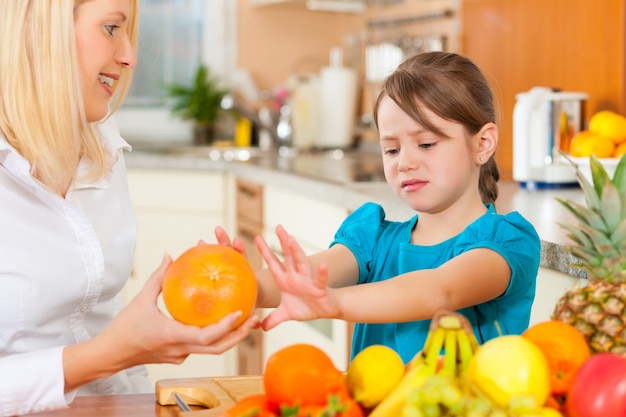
[401,179,427,191]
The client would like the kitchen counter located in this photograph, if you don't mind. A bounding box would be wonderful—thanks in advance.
[124,145,587,278]
[26,376,263,417]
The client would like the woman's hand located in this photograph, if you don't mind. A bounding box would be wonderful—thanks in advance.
[117,253,257,359]
[64,253,259,392]
[255,225,341,331]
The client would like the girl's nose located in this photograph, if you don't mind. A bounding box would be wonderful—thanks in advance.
[397,149,420,172]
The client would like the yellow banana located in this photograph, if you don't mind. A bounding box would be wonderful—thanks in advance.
[424,327,445,370]
[440,328,457,377]
[456,328,474,376]
[368,359,434,417]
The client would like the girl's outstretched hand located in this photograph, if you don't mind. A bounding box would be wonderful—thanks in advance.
[214,225,246,256]
[255,225,341,331]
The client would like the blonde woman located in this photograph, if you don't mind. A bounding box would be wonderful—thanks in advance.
[0,1,256,415]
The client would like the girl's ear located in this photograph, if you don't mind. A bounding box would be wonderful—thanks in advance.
[476,122,498,163]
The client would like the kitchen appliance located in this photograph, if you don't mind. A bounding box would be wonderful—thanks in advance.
[513,87,588,188]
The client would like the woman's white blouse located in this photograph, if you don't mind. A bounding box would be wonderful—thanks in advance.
[0,118,151,416]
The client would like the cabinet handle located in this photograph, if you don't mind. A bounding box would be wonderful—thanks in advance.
[237,184,261,198]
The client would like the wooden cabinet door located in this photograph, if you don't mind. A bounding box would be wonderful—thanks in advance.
[461,0,626,180]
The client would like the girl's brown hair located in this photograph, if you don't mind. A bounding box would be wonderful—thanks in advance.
[373,51,500,204]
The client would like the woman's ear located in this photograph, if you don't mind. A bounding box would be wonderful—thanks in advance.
[476,122,498,163]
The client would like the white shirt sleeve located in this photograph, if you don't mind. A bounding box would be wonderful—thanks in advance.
[0,347,71,416]
[0,118,143,415]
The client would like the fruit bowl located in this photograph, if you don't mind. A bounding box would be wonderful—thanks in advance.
[567,156,620,183]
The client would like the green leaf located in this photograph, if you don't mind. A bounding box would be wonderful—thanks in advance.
[589,154,610,198]
[600,181,623,231]
[613,153,626,195]
[610,218,626,248]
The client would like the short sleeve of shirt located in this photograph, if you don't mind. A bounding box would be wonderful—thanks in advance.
[331,202,413,284]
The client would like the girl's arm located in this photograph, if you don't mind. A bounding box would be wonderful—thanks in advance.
[257,225,511,329]
[214,226,359,310]
[62,255,258,393]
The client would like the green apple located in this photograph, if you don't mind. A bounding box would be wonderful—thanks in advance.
[466,335,551,408]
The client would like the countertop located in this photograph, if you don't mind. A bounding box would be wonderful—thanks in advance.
[124,145,587,278]
[26,376,263,417]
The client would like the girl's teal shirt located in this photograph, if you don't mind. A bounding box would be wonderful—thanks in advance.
[332,202,541,364]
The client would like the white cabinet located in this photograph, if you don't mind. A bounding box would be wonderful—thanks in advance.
[122,168,237,386]
[261,184,350,371]
[529,267,585,326]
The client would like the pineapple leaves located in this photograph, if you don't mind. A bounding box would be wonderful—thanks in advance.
[613,154,626,212]
[589,155,610,199]
[600,177,624,231]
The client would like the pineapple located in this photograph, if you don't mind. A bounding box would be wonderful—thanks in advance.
[552,153,626,355]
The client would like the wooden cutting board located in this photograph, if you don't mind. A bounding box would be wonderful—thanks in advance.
[156,376,264,416]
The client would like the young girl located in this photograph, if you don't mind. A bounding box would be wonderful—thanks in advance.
[251,51,541,363]
[0,1,255,415]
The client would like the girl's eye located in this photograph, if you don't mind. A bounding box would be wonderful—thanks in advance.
[383,148,399,156]
[419,143,435,149]
[105,25,120,36]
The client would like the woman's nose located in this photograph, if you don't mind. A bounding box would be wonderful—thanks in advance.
[116,37,137,69]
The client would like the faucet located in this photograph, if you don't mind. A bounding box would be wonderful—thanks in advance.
[221,93,292,153]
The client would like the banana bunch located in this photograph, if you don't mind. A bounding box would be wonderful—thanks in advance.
[369,310,480,417]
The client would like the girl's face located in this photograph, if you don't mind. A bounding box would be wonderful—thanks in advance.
[377,95,483,214]
[74,0,136,122]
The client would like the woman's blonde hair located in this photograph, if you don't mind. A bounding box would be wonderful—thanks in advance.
[0,0,138,195]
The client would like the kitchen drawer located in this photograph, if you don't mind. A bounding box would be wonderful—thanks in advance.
[236,178,264,224]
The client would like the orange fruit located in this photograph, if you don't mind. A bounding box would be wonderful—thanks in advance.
[263,344,346,409]
[223,394,277,417]
[568,130,595,157]
[162,244,257,328]
[522,320,591,396]
[615,141,626,158]
[568,130,615,158]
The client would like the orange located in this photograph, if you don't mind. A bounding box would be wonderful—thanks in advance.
[162,244,257,328]
[223,394,277,417]
[615,141,626,158]
[568,130,595,157]
[263,344,346,409]
[568,130,615,158]
[522,320,591,396]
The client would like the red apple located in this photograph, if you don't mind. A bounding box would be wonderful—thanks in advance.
[566,353,626,417]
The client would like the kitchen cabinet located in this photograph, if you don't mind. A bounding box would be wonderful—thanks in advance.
[122,168,237,386]
[530,267,584,327]
[461,0,626,180]
[261,184,351,370]
[235,178,265,375]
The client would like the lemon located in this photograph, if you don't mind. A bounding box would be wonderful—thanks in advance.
[346,345,405,409]
[589,110,626,144]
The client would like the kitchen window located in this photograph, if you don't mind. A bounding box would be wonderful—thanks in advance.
[116,0,236,143]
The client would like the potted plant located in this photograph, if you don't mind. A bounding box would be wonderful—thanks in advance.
[164,64,229,145]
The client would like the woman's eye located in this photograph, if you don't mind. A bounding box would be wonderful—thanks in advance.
[419,143,435,149]
[105,25,120,36]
